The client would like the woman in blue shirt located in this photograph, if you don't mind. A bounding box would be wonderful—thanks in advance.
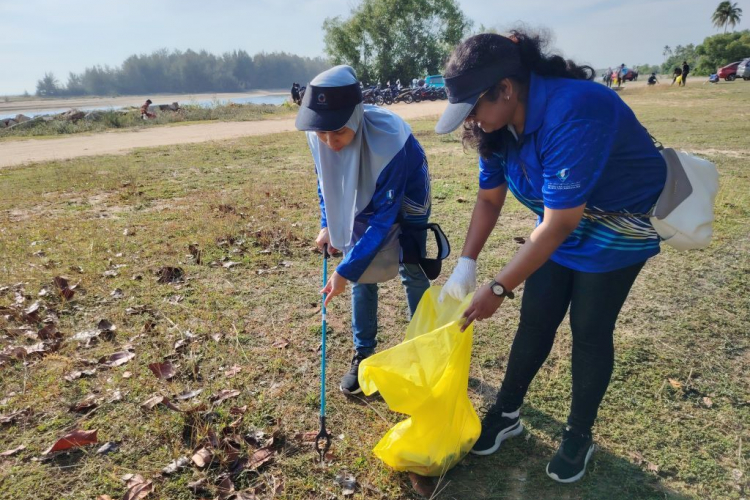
[435,32,666,483]
[296,65,432,396]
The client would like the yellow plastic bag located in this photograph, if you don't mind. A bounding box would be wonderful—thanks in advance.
[358,286,480,476]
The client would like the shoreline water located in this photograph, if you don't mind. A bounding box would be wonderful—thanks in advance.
[0,90,289,119]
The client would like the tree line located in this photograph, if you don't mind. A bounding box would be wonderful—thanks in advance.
[660,30,750,76]
[36,49,330,97]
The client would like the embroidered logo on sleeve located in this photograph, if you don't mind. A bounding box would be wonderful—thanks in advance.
[547,167,582,191]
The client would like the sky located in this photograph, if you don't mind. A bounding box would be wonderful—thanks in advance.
[0,0,737,95]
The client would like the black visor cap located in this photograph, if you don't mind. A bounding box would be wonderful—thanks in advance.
[295,82,363,131]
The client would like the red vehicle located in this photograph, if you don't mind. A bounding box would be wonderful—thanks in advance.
[718,61,741,81]
[622,69,639,81]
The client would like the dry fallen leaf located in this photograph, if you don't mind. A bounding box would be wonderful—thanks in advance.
[225,365,242,378]
[162,456,190,475]
[44,429,98,454]
[175,389,203,401]
[668,378,683,389]
[0,408,31,425]
[248,447,274,470]
[122,474,153,500]
[140,395,181,412]
[335,472,358,496]
[99,351,135,368]
[0,445,25,457]
[209,389,241,405]
[97,319,116,332]
[192,448,213,468]
[156,266,184,284]
[96,442,120,455]
[272,339,289,349]
[148,360,176,380]
[70,394,99,413]
[702,396,713,408]
[64,369,97,382]
[37,324,62,341]
[216,475,235,499]
[408,472,434,497]
[188,244,202,264]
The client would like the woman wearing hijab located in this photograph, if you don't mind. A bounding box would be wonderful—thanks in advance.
[295,65,432,396]
[434,32,666,483]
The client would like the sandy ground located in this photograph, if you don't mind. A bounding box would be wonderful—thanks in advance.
[0,90,288,114]
[0,101,448,168]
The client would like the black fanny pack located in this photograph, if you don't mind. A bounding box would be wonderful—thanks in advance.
[399,223,451,280]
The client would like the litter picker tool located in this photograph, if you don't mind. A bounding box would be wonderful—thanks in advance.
[314,244,332,463]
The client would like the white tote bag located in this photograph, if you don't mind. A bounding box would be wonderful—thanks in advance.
[649,148,719,251]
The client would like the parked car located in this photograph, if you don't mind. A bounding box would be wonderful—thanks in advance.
[737,58,750,80]
[718,61,741,81]
[621,69,639,81]
[424,75,445,88]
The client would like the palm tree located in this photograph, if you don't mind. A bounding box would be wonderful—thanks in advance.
[712,1,743,33]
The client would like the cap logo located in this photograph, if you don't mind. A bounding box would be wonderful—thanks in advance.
[317,93,327,104]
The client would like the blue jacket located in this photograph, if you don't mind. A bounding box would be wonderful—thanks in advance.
[318,134,431,281]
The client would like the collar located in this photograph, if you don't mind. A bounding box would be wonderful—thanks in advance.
[521,73,547,136]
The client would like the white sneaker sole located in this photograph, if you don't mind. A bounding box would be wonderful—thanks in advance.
[546,444,596,483]
[339,385,362,395]
[470,421,524,456]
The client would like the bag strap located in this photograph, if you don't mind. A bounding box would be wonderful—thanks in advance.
[581,127,664,220]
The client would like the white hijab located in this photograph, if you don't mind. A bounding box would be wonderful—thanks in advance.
[307,66,411,251]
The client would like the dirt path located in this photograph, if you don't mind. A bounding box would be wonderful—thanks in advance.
[0,101,447,168]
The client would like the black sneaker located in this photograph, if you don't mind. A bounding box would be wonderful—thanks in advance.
[546,427,595,483]
[470,404,524,455]
[339,352,369,395]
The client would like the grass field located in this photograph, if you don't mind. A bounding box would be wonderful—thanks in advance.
[0,82,748,500]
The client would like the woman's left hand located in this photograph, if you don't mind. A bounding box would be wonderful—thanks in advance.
[321,271,348,307]
[460,284,504,332]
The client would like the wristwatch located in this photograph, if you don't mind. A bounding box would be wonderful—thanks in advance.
[489,280,515,299]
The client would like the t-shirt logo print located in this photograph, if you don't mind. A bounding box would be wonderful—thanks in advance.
[556,168,571,181]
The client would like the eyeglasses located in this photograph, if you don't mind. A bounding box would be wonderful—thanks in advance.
[467,88,492,118]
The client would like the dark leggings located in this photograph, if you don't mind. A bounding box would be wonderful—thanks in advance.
[497,259,645,434]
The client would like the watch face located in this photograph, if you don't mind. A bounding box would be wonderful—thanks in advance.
[491,283,504,296]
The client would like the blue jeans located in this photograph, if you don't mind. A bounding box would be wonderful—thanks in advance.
[351,262,430,356]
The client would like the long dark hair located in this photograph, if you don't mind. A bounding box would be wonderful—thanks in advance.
[445,29,594,158]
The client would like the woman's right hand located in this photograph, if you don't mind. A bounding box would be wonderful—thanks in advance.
[316,227,338,254]
[438,256,477,303]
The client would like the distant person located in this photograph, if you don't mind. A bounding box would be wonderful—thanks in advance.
[605,67,613,88]
[291,83,301,105]
[671,67,683,86]
[681,61,690,86]
[618,63,627,87]
[140,99,155,120]
[647,73,659,85]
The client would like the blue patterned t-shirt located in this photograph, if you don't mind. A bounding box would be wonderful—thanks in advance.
[479,73,667,273]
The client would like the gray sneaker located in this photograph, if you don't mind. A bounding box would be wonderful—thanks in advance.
[339,352,369,395]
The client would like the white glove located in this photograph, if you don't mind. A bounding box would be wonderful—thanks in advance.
[438,256,477,303]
